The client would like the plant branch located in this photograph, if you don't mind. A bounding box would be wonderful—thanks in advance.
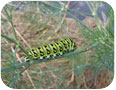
[1,42,99,72]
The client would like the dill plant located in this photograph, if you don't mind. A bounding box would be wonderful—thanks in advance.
[1,1,114,89]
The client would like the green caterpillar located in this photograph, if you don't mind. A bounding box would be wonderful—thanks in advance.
[24,38,77,62]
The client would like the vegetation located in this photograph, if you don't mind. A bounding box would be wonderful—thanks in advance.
[1,1,114,89]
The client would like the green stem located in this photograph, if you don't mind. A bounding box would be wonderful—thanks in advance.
[1,34,27,55]
[10,21,18,41]
[1,42,99,72]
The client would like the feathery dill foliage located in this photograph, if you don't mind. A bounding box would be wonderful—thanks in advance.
[1,1,114,89]
[81,2,114,71]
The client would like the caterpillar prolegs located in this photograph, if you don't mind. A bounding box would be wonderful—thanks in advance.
[24,38,77,62]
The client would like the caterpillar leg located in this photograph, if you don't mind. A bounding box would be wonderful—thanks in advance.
[24,57,30,62]
[40,57,43,59]
[53,54,56,57]
[59,52,63,56]
[47,55,50,58]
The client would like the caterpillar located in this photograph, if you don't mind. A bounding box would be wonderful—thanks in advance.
[24,38,77,62]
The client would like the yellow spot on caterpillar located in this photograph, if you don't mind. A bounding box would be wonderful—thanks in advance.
[41,53,44,56]
[34,54,37,57]
[53,46,56,48]
[34,50,36,53]
[54,50,56,52]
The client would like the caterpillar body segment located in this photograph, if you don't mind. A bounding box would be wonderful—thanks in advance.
[47,44,55,58]
[44,44,52,58]
[55,41,65,55]
[60,39,70,52]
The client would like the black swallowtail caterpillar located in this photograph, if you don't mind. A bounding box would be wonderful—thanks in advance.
[24,38,77,62]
